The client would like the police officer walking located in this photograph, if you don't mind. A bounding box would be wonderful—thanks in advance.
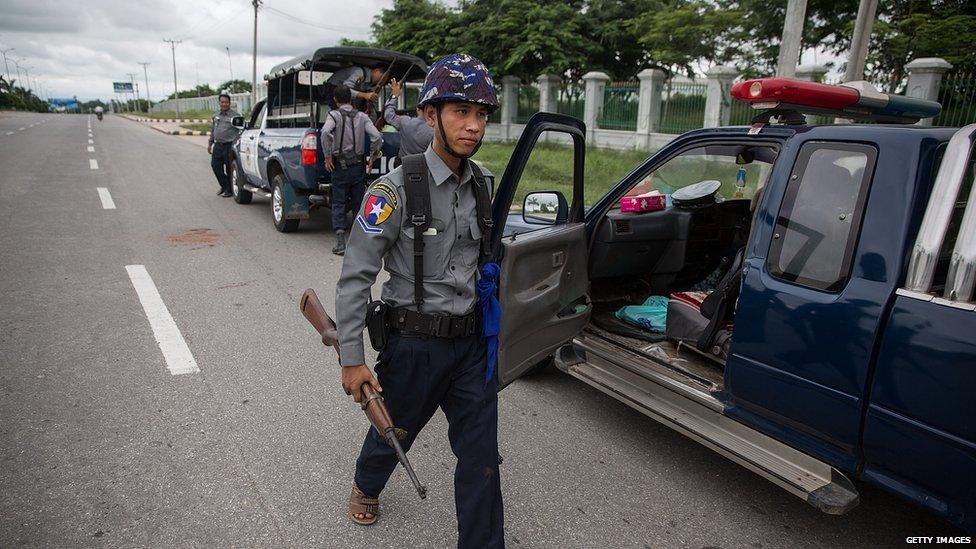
[335,54,504,548]
[207,93,241,197]
[322,85,383,255]
[383,78,434,159]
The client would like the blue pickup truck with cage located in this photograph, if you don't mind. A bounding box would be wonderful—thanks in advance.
[490,77,975,533]
[227,47,427,232]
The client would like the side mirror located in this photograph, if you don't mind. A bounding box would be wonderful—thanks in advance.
[232,116,245,129]
[522,191,569,226]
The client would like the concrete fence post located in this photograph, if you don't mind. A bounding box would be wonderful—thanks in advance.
[537,74,561,113]
[500,75,520,139]
[636,68,665,147]
[583,71,610,138]
[703,66,739,128]
[905,57,953,126]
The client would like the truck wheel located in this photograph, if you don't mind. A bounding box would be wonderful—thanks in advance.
[272,175,300,233]
[231,158,252,204]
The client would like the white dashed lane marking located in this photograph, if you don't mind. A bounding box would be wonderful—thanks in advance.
[87,146,95,152]
[96,187,116,210]
[89,159,99,170]
[125,265,199,375]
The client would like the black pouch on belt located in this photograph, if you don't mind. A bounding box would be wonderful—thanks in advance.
[365,300,390,351]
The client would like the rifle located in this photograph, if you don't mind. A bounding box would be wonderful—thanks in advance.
[299,289,428,500]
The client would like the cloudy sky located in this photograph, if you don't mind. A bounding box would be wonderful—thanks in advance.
[0,0,392,101]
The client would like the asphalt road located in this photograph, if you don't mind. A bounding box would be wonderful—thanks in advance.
[0,111,964,548]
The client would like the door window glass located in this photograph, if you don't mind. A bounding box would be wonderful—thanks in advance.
[768,143,877,292]
[623,144,776,203]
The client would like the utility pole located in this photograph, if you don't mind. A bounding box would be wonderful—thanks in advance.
[163,38,182,117]
[252,0,262,104]
[23,65,32,92]
[127,72,140,110]
[195,63,201,97]
[139,62,151,110]
[844,0,879,82]
[226,46,233,82]
[776,0,808,77]
[0,48,13,82]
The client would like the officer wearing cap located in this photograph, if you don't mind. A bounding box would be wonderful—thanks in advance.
[335,53,503,548]
[383,78,434,158]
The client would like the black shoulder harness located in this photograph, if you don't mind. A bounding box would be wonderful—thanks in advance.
[401,154,494,311]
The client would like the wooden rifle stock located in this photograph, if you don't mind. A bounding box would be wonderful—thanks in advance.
[299,289,427,499]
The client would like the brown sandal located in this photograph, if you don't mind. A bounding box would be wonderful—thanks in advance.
[348,484,379,525]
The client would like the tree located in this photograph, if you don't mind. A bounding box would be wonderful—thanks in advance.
[372,0,460,63]
[338,38,375,48]
[219,79,252,94]
[630,0,744,78]
[581,0,660,80]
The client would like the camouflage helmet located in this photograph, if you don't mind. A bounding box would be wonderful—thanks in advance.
[417,53,498,112]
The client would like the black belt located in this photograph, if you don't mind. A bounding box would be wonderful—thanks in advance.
[387,307,479,338]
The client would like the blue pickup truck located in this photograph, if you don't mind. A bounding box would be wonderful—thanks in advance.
[227,47,427,232]
[492,79,975,532]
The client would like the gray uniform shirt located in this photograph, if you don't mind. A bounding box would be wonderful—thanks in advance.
[335,145,490,367]
[321,105,383,158]
[384,96,434,157]
[209,108,241,145]
[326,66,371,99]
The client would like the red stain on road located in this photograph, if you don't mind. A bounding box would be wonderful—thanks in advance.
[166,228,219,248]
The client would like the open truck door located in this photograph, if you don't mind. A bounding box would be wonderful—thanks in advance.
[491,113,592,388]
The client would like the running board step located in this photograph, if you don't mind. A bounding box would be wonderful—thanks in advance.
[242,184,271,198]
[560,351,860,515]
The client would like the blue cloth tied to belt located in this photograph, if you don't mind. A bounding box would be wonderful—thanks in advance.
[477,262,501,386]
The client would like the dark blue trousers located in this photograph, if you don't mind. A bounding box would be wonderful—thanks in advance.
[330,162,366,232]
[355,330,504,549]
[210,142,233,193]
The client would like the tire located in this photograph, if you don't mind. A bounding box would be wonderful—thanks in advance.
[231,158,252,204]
[271,174,300,233]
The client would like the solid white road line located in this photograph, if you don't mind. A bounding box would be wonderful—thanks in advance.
[124,265,199,375]
[96,187,116,209]
[89,159,99,170]
[87,146,95,152]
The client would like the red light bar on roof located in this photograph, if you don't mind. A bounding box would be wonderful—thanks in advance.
[730,77,942,124]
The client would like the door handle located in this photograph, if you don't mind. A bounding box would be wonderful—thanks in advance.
[552,251,565,268]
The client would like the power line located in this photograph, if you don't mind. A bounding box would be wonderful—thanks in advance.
[262,6,370,35]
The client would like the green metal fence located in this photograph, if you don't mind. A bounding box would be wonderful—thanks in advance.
[515,84,539,124]
[658,80,707,134]
[728,95,754,126]
[598,81,639,131]
[557,83,584,120]
[934,71,976,127]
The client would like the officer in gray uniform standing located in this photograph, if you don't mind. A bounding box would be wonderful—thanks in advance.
[383,78,433,159]
[208,93,242,197]
[321,85,383,255]
[335,54,504,548]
